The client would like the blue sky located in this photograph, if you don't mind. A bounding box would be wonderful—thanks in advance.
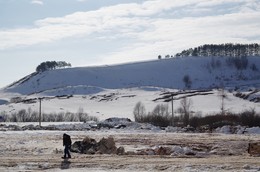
[0,0,260,88]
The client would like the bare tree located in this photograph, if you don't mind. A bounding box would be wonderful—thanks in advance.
[133,102,146,122]
[180,97,193,126]
[150,104,171,127]
[152,104,169,117]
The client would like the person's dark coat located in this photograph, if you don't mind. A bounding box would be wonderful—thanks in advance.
[63,133,72,146]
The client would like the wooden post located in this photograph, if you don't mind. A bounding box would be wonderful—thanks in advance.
[171,94,174,126]
[39,98,42,127]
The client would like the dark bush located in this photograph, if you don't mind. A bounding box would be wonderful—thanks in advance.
[188,110,260,129]
[240,109,260,127]
[134,102,260,128]
[142,113,171,127]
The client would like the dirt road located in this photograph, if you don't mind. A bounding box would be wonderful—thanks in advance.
[0,130,259,171]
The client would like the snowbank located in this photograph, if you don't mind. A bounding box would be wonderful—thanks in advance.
[245,127,260,134]
[215,125,260,134]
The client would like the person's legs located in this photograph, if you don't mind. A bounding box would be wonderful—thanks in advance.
[64,145,68,158]
[68,150,71,158]
[64,145,71,158]
[67,146,71,158]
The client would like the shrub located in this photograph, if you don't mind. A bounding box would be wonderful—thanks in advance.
[239,109,260,127]
[250,64,258,71]
[183,75,192,89]
[188,110,260,129]
[226,56,248,70]
[133,102,260,128]
[140,112,171,127]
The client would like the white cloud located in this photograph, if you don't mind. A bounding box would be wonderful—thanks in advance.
[31,0,43,5]
[1,0,260,64]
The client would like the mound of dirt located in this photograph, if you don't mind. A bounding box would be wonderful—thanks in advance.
[71,136,119,155]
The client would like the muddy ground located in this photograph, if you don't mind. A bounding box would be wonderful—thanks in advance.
[0,130,259,171]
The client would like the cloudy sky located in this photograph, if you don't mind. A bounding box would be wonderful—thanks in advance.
[0,0,260,88]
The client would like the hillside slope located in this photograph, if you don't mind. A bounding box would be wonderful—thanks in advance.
[3,56,260,95]
[0,56,260,120]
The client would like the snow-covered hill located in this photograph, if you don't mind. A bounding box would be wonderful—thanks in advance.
[0,56,260,120]
[4,56,260,94]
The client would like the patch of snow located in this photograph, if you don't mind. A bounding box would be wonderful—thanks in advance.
[171,146,184,155]
[215,126,232,134]
[171,146,194,156]
[215,125,260,135]
[245,127,260,134]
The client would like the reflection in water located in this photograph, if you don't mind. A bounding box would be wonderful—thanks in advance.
[60,159,71,169]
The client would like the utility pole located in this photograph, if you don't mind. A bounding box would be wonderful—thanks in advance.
[39,98,42,127]
[220,88,225,115]
[171,94,174,126]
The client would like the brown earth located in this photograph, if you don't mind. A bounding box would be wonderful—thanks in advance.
[0,130,259,171]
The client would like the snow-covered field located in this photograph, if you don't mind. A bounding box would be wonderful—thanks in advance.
[0,128,259,172]
[0,88,259,121]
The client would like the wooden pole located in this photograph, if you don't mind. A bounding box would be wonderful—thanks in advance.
[171,94,174,126]
[39,98,41,127]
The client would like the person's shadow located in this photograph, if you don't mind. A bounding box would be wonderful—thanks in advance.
[60,159,71,169]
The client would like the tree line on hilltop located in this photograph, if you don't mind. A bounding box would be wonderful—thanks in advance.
[175,43,260,57]
[159,43,260,59]
[36,61,71,72]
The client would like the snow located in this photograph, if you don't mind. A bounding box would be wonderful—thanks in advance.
[214,125,260,134]
[3,56,260,95]
[0,57,259,171]
[245,127,260,134]
[170,146,194,156]
[215,125,233,134]
[0,56,259,121]
[0,88,258,121]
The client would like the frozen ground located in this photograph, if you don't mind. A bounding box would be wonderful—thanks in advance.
[0,129,259,172]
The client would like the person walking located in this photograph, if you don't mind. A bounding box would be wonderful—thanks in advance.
[62,133,72,159]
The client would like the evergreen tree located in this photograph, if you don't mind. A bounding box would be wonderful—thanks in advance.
[175,43,260,58]
[36,61,72,72]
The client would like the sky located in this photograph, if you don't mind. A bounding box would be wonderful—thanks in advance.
[0,0,260,88]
